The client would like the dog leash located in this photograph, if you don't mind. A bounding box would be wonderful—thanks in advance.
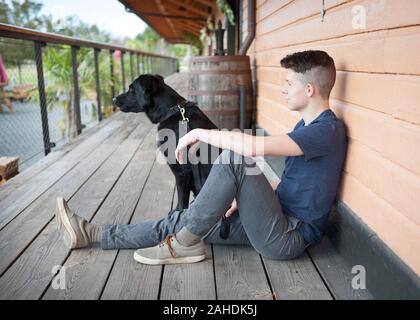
[178,104,189,123]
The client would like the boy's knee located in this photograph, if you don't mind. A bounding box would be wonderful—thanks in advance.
[260,251,297,261]
[216,149,235,165]
[257,246,305,261]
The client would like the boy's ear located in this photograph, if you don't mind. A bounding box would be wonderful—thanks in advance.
[305,83,315,97]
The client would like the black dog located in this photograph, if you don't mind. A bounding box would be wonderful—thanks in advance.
[113,74,222,210]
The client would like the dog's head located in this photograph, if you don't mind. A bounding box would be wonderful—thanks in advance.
[112,74,166,116]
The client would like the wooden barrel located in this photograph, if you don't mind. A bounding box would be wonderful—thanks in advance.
[187,56,253,130]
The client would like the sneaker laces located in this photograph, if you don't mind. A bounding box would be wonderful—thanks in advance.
[159,235,176,258]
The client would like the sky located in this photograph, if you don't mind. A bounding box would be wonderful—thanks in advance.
[38,0,147,38]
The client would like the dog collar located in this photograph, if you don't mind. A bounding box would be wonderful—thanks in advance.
[160,100,189,123]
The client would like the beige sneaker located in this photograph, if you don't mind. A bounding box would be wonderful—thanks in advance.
[56,197,90,249]
[133,235,206,265]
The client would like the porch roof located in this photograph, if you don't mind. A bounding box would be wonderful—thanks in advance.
[119,0,216,43]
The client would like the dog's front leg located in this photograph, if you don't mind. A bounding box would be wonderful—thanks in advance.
[175,174,192,210]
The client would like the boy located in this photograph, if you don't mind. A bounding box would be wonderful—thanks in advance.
[56,50,347,264]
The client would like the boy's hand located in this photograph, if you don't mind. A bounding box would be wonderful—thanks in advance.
[175,129,201,164]
[225,198,238,218]
[270,180,280,190]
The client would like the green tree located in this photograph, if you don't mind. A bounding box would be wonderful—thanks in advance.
[41,46,94,139]
[134,26,161,52]
[0,0,44,28]
[0,0,45,83]
[42,15,113,43]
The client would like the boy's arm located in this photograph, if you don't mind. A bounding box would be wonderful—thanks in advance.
[191,129,303,158]
[253,135,303,157]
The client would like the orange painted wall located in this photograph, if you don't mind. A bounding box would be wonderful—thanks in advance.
[237,0,420,275]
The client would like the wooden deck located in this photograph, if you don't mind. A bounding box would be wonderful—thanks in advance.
[0,73,372,300]
[0,109,368,300]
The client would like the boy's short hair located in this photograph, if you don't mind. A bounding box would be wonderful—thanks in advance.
[280,50,336,99]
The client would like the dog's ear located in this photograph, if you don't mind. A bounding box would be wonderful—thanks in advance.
[134,75,163,110]
[137,74,162,97]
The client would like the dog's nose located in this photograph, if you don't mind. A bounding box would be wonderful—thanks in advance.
[112,97,118,108]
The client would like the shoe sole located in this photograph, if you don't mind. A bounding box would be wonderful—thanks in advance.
[133,251,206,265]
[56,197,77,249]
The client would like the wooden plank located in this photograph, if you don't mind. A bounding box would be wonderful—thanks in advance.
[0,121,151,299]
[256,0,268,9]
[343,140,420,226]
[0,114,127,229]
[256,0,345,35]
[255,0,420,52]
[160,245,215,300]
[213,245,273,300]
[257,96,300,128]
[41,128,157,300]
[340,172,420,275]
[257,68,420,126]
[256,0,294,23]
[332,72,420,126]
[0,150,66,202]
[255,25,420,75]
[0,122,153,300]
[331,99,420,177]
[257,112,290,135]
[308,237,373,300]
[262,252,333,300]
[101,160,175,300]
[0,116,144,276]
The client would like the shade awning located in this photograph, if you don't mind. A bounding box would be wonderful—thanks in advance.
[119,0,217,43]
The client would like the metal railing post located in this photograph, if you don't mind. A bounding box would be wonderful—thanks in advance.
[136,53,140,76]
[109,50,116,110]
[130,52,134,82]
[71,45,82,135]
[94,48,102,121]
[34,41,52,155]
[121,51,126,92]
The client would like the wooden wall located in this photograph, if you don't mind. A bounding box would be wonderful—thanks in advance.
[236,0,420,275]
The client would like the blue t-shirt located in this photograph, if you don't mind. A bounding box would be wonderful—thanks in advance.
[275,109,347,245]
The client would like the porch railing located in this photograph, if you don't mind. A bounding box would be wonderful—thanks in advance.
[0,23,177,170]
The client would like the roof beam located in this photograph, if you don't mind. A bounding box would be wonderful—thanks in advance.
[162,2,206,29]
[138,11,206,21]
[155,0,180,42]
[163,0,209,18]
[194,0,217,12]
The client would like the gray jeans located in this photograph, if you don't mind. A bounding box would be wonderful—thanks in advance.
[102,149,307,260]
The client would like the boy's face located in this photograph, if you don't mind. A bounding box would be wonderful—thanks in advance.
[281,69,311,111]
